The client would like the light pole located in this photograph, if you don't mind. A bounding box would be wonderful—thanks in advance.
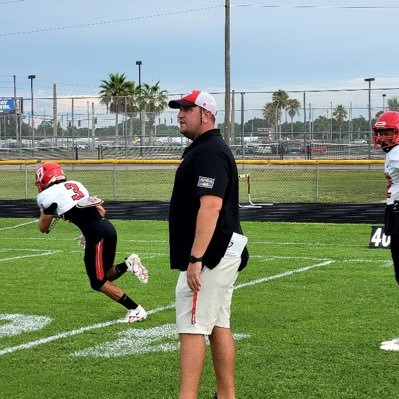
[28,74,36,148]
[136,60,142,88]
[364,77,375,132]
[136,60,142,148]
[364,77,375,158]
[383,93,386,112]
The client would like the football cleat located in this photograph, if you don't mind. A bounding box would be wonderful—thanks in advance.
[125,253,149,284]
[74,235,86,249]
[120,305,147,323]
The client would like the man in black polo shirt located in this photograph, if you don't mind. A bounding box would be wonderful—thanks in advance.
[168,90,249,399]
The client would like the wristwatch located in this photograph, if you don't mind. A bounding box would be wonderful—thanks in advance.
[189,255,203,263]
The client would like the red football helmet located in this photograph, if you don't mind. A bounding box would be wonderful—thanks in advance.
[373,111,399,149]
[35,162,66,192]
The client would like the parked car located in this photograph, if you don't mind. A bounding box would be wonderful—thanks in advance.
[270,140,302,154]
[350,139,368,144]
[308,144,327,153]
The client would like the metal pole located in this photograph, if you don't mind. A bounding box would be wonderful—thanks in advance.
[240,92,245,157]
[383,93,386,112]
[13,75,18,145]
[91,102,96,151]
[364,77,375,159]
[136,60,142,149]
[53,84,58,139]
[303,91,307,159]
[28,74,36,148]
[364,78,375,131]
[71,98,75,152]
[224,0,231,145]
[87,101,90,142]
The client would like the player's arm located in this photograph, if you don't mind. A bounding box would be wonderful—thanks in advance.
[38,213,54,233]
[186,195,222,292]
[38,203,57,233]
[96,204,106,217]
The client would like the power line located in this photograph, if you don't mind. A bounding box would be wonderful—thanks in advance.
[0,0,24,4]
[0,5,224,37]
[233,3,399,9]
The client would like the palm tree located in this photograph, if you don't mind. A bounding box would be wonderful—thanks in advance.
[99,73,135,145]
[138,81,168,145]
[262,102,279,134]
[272,90,289,136]
[332,104,347,141]
[285,98,301,136]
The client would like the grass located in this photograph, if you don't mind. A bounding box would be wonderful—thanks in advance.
[0,217,398,398]
[0,165,387,203]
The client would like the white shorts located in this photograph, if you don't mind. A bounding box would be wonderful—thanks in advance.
[176,257,240,335]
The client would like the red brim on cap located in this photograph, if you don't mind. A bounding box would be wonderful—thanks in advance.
[168,99,196,109]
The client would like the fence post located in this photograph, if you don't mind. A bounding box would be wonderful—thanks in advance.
[113,163,117,200]
[25,163,28,200]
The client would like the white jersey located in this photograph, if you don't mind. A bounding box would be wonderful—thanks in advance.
[37,180,90,216]
[384,145,399,205]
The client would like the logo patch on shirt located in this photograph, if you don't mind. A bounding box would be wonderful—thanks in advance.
[197,176,215,189]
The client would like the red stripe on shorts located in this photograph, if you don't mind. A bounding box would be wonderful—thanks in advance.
[191,291,198,324]
[95,239,104,280]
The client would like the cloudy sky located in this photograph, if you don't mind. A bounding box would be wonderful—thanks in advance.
[1,0,399,111]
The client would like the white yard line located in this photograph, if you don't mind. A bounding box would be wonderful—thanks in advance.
[0,259,333,356]
[0,303,175,356]
[0,251,62,262]
[235,260,333,289]
[0,220,38,231]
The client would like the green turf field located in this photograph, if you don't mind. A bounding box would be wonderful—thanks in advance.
[1,218,398,399]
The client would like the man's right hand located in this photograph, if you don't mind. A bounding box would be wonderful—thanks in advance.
[186,262,202,292]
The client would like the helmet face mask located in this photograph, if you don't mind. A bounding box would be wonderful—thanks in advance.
[373,111,399,150]
[35,162,66,192]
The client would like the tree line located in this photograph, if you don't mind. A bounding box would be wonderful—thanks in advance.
[2,83,399,145]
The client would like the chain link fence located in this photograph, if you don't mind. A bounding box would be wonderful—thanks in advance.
[0,87,391,205]
[0,87,397,161]
[0,160,386,204]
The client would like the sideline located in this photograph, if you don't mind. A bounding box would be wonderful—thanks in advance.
[0,259,333,356]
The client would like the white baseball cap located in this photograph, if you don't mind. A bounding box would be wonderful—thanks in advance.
[168,90,217,116]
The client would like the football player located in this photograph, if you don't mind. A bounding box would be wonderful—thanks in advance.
[35,161,148,322]
[373,111,399,284]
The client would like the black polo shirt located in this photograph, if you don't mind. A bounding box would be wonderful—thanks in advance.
[169,129,249,271]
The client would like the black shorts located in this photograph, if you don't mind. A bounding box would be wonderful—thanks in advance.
[83,218,117,290]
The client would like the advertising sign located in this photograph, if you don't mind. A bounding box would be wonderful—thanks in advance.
[0,98,16,114]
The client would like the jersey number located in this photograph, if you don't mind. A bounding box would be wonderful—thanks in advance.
[64,182,85,201]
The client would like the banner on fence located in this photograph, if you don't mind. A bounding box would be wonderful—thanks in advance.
[0,98,17,114]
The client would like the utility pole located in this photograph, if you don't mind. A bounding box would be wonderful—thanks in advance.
[28,74,36,148]
[224,0,231,145]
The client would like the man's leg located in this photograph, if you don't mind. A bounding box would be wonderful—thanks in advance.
[179,333,206,399]
[99,280,124,300]
[106,264,124,282]
[209,326,236,399]
[390,234,399,284]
